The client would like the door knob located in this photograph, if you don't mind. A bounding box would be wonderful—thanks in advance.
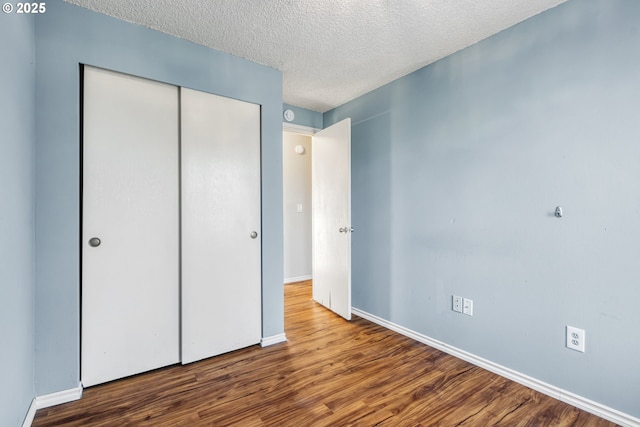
[339,227,354,233]
[250,231,258,239]
[88,237,101,247]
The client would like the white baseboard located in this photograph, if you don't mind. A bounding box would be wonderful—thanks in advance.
[22,399,37,427]
[261,333,287,347]
[284,275,312,284]
[35,384,83,409]
[22,384,83,427]
[352,307,640,427]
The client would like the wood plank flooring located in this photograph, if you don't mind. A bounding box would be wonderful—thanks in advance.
[33,281,618,426]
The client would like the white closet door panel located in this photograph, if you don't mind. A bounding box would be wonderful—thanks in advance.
[181,88,262,364]
[82,66,180,387]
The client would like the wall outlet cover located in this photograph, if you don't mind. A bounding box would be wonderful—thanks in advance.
[452,295,463,313]
[566,326,585,352]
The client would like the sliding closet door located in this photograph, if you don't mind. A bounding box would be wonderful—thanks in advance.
[82,66,180,387]
[181,88,262,364]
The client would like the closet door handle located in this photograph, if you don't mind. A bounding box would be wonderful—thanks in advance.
[88,237,101,247]
[250,231,258,239]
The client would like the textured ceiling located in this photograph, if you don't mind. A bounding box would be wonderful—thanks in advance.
[64,0,566,112]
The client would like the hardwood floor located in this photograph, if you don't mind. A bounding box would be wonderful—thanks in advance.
[33,280,617,426]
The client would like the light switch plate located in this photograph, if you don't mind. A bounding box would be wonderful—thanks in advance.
[462,298,473,316]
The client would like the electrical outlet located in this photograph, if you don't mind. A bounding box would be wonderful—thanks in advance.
[566,326,585,352]
[452,295,463,313]
[463,298,473,316]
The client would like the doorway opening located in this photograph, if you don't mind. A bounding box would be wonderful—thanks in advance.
[282,130,313,285]
[283,118,352,321]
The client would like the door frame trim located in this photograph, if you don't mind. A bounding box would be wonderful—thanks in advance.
[283,122,319,135]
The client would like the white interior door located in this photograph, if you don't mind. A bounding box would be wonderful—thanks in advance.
[312,118,352,320]
[180,88,262,364]
[82,66,180,387]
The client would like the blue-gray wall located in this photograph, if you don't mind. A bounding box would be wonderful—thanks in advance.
[326,0,640,418]
[0,12,35,426]
[34,0,283,395]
